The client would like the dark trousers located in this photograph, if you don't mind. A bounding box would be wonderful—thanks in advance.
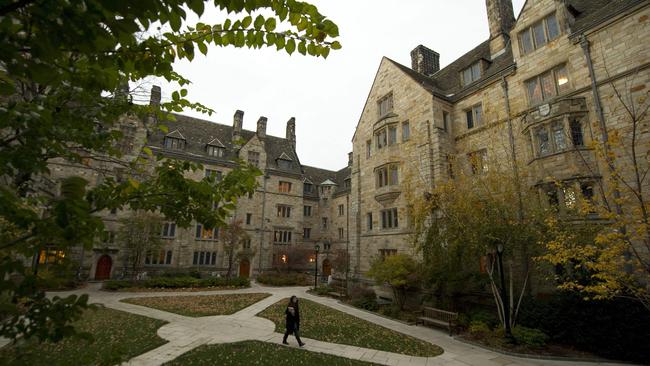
[283,327,303,344]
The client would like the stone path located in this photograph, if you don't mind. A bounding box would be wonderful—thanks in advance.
[1,282,633,366]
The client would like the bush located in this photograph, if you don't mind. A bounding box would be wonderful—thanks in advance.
[518,291,650,362]
[377,305,400,318]
[312,285,334,295]
[468,320,490,336]
[256,272,311,286]
[512,326,548,348]
[348,286,378,311]
[469,309,499,329]
[102,276,250,290]
[103,280,135,291]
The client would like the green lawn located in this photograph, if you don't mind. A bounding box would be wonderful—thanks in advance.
[122,293,270,317]
[257,298,443,357]
[0,306,167,366]
[164,340,379,365]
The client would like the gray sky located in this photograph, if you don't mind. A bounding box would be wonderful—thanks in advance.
[158,0,525,171]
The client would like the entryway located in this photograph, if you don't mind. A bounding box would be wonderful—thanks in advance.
[322,258,332,276]
[95,255,112,280]
[239,259,250,278]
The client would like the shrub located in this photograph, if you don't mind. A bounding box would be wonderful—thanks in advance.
[378,305,400,318]
[348,286,378,311]
[102,276,249,290]
[256,272,311,286]
[468,320,490,337]
[469,309,499,329]
[512,326,548,348]
[103,280,135,291]
[312,285,334,296]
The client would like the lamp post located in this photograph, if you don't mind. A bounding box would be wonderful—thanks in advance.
[314,244,320,289]
[496,243,513,340]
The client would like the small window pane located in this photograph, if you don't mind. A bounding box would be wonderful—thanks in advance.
[520,29,534,54]
[541,72,556,99]
[466,110,474,129]
[546,14,560,40]
[537,127,550,155]
[402,122,410,141]
[533,22,546,48]
[474,105,482,126]
[527,78,543,104]
[570,120,584,146]
[462,68,473,85]
[211,252,217,265]
[555,65,570,94]
[471,63,481,80]
[552,123,566,150]
[166,251,172,265]
[199,252,205,265]
[388,127,397,145]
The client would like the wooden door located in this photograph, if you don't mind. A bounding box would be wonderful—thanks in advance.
[322,259,332,276]
[239,259,250,278]
[95,255,112,280]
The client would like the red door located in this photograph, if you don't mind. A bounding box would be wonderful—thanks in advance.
[239,259,250,278]
[95,255,112,280]
[322,259,332,276]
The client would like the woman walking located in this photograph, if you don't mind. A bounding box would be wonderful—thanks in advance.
[282,295,305,347]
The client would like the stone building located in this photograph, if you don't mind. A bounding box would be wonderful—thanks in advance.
[348,0,650,283]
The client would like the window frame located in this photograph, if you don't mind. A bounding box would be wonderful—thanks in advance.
[518,12,561,55]
[278,181,292,193]
[380,208,399,229]
[378,93,394,117]
[206,145,225,157]
[525,64,570,105]
[465,104,482,129]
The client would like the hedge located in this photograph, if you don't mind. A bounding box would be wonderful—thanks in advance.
[103,276,250,291]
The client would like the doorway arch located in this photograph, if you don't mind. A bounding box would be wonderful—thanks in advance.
[95,255,112,280]
[239,259,250,278]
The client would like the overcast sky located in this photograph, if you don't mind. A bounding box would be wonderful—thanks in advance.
[156,0,525,171]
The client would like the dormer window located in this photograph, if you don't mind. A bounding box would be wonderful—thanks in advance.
[163,137,185,150]
[207,145,225,157]
[461,62,481,86]
[378,93,393,117]
[518,13,560,55]
[304,183,313,193]
[277,152,293,170]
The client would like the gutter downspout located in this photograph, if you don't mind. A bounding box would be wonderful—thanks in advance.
[258,174,269,274]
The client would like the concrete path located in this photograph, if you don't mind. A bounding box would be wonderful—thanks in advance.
[1,282,633,366]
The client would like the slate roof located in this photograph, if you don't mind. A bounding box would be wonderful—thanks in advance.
[301,165,351,198]
[385,0,644,101]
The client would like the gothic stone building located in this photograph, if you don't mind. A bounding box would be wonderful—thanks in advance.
[347,0,650,282]
[49,0,649,282]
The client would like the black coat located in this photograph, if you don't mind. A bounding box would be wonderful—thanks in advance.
[285,305,300,332]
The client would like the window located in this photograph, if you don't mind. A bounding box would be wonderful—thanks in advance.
[207,145,225,157]
[534,121,571,157]
[518,13,561,55]
[338,228,344,240]
[279,181,292,193]
[195,223,217,240]
[161,222,176,238]
[442,111,450,132]
[388,126,397,145]
[366,140,371,158]
[278,159,292,170]
[37,247,65,265]
[101,230,115,244]
[381,208,399,229]
[304,183,313,193]
[273,230,292,244]
[563,186,577,209]
[146,250,173,265]
[304,205,312,217]
[246,213,252,225]
[570,119,584,147]
[468,149,488,175]
[378,93,393,116]
[446,154,455,179]
[526,64,570,105]
[581,183,595,201]
[379,249,397,259]
[461,62,481,86]
[163,137,185,150]
[465,104,482,129]
[367,213,373,230]
[344,178,351,189]
[277,205,291,218]
[205,169,222,182]
[322,217,328,230]
[243,239,252,249]
[338,204,344,216]
[247,151,260,166]
[375,128,388,149]
[376,164,399,188]
[402,121,410,141]
[192,251,216,266]
[324,243,331,251]
[303,228,311,239]
[110,207,117,215]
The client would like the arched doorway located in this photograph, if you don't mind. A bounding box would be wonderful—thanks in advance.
[95,255,112,280]
[239,259,250,278]
[322,258,332,277]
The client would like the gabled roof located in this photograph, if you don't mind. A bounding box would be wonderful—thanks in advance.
[568,0,646,34]
[206,137,225,147]
[166,129,186,140]
[321,178,337,186]
[277,152,293,161]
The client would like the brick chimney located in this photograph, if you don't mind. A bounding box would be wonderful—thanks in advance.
[286,117,296,149]
[486,0,515,58]
[149,85,161,106]
[410,45,440,76]
[232,110,243,142]
[256,116,267,139]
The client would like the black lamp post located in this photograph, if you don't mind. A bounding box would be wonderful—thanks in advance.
[314,244,320,289]
[496,243,513,340]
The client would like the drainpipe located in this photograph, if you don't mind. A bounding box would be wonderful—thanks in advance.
[258,174,269,274]
[579,35,624,216]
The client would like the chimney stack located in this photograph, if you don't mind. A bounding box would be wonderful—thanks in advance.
[286,117,296,149]
[486,0,515,58]
[149,85,161,106]
[410,45,440,76]
[256,116,267,139]
[232,110,244,142]
[348,152,353,166]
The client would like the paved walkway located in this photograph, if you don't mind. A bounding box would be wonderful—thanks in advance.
[1,283,633,366]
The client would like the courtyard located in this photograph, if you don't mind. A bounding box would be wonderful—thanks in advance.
[0,282,632,366]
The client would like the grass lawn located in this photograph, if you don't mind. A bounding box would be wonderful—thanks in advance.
[122,293,271,317]
[258,298,443,357]
[164,340,379,365]
[0,306,167,366]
